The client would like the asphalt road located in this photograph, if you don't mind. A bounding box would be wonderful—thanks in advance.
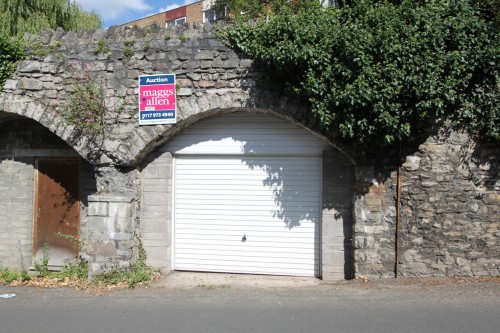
[0,277,498,333]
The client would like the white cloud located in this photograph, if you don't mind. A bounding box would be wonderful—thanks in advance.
[75,0,152,20]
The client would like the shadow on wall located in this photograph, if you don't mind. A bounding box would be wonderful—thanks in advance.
[241,156,320,230]
[463,140,500,192]
[165,111,356,278]
[168,113,329,230]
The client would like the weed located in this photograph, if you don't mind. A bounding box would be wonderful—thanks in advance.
[124,40,135,47]
[92,239,156,288]
[55,53,65,62]
[33,243,50,277]
[143,42,150,52]
[123,47,134,58]
[0,267,30,284]
[164,34,171,41]
[61,259,88,280]
[94,39,110,55]
[28,41,62,58]
[179,35,189,43]
[30,46,51,57]
[2,237,155,290]
[62,79,106,133]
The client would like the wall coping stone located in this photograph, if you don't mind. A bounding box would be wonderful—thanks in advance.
[88,193,135,203]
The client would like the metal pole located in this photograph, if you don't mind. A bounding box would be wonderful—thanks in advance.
[395,141,402,278]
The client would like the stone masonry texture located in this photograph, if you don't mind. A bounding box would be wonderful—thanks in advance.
[0,23,498,279]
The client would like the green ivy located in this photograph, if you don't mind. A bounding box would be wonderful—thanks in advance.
[217,0,499,145]
[0,34,24,89]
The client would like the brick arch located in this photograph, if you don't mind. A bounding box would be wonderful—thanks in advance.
[129,107,356,167]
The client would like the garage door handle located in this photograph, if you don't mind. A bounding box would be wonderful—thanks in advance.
[241,234,247,242]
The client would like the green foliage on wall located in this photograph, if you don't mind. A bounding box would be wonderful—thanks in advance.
[62,78,106,133]
[217,0,499,144]
[0,33,24,87]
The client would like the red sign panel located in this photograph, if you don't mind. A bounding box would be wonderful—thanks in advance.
[165,7,186,21]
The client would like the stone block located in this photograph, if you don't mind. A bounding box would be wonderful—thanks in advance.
[404,156,421,171]
[321,266,345,281]
[322,221,346,239]
[146,246,171,268]
[142,165,172,179]
[18,78,43,91]
[107,217,133,233]
[141,219,168,233]
[142,232,169,241]
[88,202,108,216]
[222,59,239,69]
[483,193,500,205]
[364,195,382,207]
[110,232,132,241]
[322,250,346,266]
[142,203,170,213]
[194,50,213,60]
[84,216,107,235]
[142,211,171,220]
[3,80,17,90]
[86,241,116,256]
[108,202,133,218]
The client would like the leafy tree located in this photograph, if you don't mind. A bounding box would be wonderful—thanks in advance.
[0,0,102,89]
[217,0,499,145]
[0,32,24,87]
[0,0,102,37]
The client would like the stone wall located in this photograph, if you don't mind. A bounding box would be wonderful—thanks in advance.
[352,165,398,278]
[0,24,498,279]
[353,131,499,278]
[0,24,318,170]
[398,132,499,277]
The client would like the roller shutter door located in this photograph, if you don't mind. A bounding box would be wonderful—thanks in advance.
[174,156,321,276]
[167,112,328,277]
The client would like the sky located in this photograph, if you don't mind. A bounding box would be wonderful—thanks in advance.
[74,0,199,28]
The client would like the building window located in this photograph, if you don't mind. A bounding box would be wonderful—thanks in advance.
[166,17,187,27]
[203,8,225,23]
[203,9,215,23]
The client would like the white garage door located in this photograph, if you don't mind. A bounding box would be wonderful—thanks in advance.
[166,112,329,277]
[174,156,321,276]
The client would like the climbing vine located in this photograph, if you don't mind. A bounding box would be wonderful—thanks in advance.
[217,0,499,145]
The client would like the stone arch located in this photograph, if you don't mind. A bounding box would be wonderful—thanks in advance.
[139,108,356,280]
[0,111,97,269]
[131,107,356,167]
[0,93,98,163]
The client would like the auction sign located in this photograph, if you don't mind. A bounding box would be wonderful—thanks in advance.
[138,74,176,125]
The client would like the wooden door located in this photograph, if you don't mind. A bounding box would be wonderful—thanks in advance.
[34,158,80,267]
